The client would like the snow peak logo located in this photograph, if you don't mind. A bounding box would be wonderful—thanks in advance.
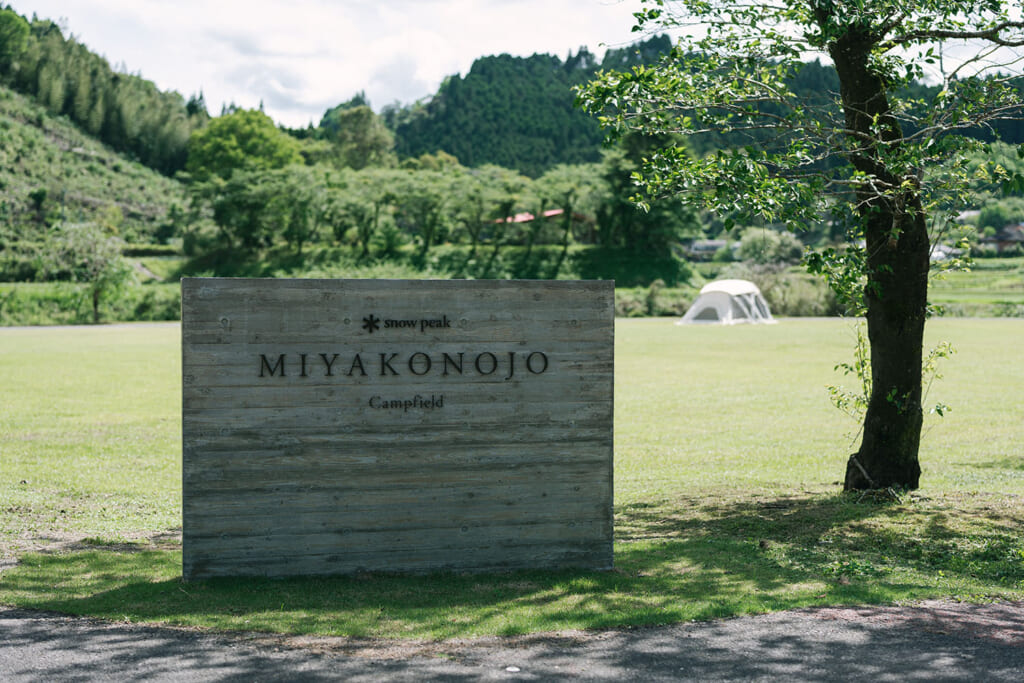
[362,314,453,334]
[361,314,381,333]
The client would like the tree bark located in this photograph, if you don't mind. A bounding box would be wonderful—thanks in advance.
[829,28,930,490]
[847,205,928,490]
[92,287,100,324]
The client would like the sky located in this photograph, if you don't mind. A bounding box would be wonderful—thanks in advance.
[9,0,651,128]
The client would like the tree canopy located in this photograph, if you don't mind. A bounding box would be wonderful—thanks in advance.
[44,221,134,323]
[580,0,1024,490]
[319,102,396,170]
[186,109,302,182]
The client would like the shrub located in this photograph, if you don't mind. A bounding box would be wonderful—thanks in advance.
[122,285,181,321]
[0,282,181,325]
[719,262,839,317]
[994,303,1024,318]
[571,247,692,287]
[764,274,839,317]
[0,242,42,281]
[736,227,804,265]
[122,244,180,257]
[615,285,692,317]
[0,282,88,325]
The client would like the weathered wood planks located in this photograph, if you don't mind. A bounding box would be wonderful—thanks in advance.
[181,278,613,579]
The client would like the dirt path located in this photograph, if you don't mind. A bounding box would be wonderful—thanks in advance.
[2,600,1023,681]
[3,533,1022,680]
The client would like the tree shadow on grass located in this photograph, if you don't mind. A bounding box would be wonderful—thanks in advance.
[3,492,1023,640]
[966,457,1024,472]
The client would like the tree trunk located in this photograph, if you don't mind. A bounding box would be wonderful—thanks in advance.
[829,28,931,490]
[92,287,100,324]
[552,213,573,278]
[846,207,929,490]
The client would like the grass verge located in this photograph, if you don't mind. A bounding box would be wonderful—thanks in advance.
[2,490,1023,639]
[1,319,1022,639]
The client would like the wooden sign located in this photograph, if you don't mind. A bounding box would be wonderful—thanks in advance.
[181,278,614,579]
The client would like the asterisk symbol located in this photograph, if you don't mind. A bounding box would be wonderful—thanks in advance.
[362,314,381,333]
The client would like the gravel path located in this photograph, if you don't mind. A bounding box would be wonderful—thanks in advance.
[2,600,1023,681]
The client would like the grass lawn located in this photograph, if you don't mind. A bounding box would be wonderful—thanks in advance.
[1,318,1022,639]
[929,258,1024,313]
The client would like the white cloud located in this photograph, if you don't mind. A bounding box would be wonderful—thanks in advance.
[8,0,646,126]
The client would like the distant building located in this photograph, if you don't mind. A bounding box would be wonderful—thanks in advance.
[930,243,962,262]
[980,224,1024,253]
[686,239,730,261]
[494,209,588,224]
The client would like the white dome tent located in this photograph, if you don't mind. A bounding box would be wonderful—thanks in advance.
[677,279,775,325]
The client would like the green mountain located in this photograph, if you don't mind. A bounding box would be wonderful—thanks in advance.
[383,42,1024,177]
[385,36,673,177]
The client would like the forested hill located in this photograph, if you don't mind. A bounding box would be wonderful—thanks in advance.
[3,3,1021,183]
[383,40,1024,177]
[384,36,673,177]
[0,83,183,245]
[0,8,208,176]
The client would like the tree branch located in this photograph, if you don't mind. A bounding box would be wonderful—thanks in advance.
[882,20,1024,50]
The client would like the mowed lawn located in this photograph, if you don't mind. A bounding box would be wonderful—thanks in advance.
[615,317,1024,496]
[1,318,1022,639]
[0,324,182,540]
